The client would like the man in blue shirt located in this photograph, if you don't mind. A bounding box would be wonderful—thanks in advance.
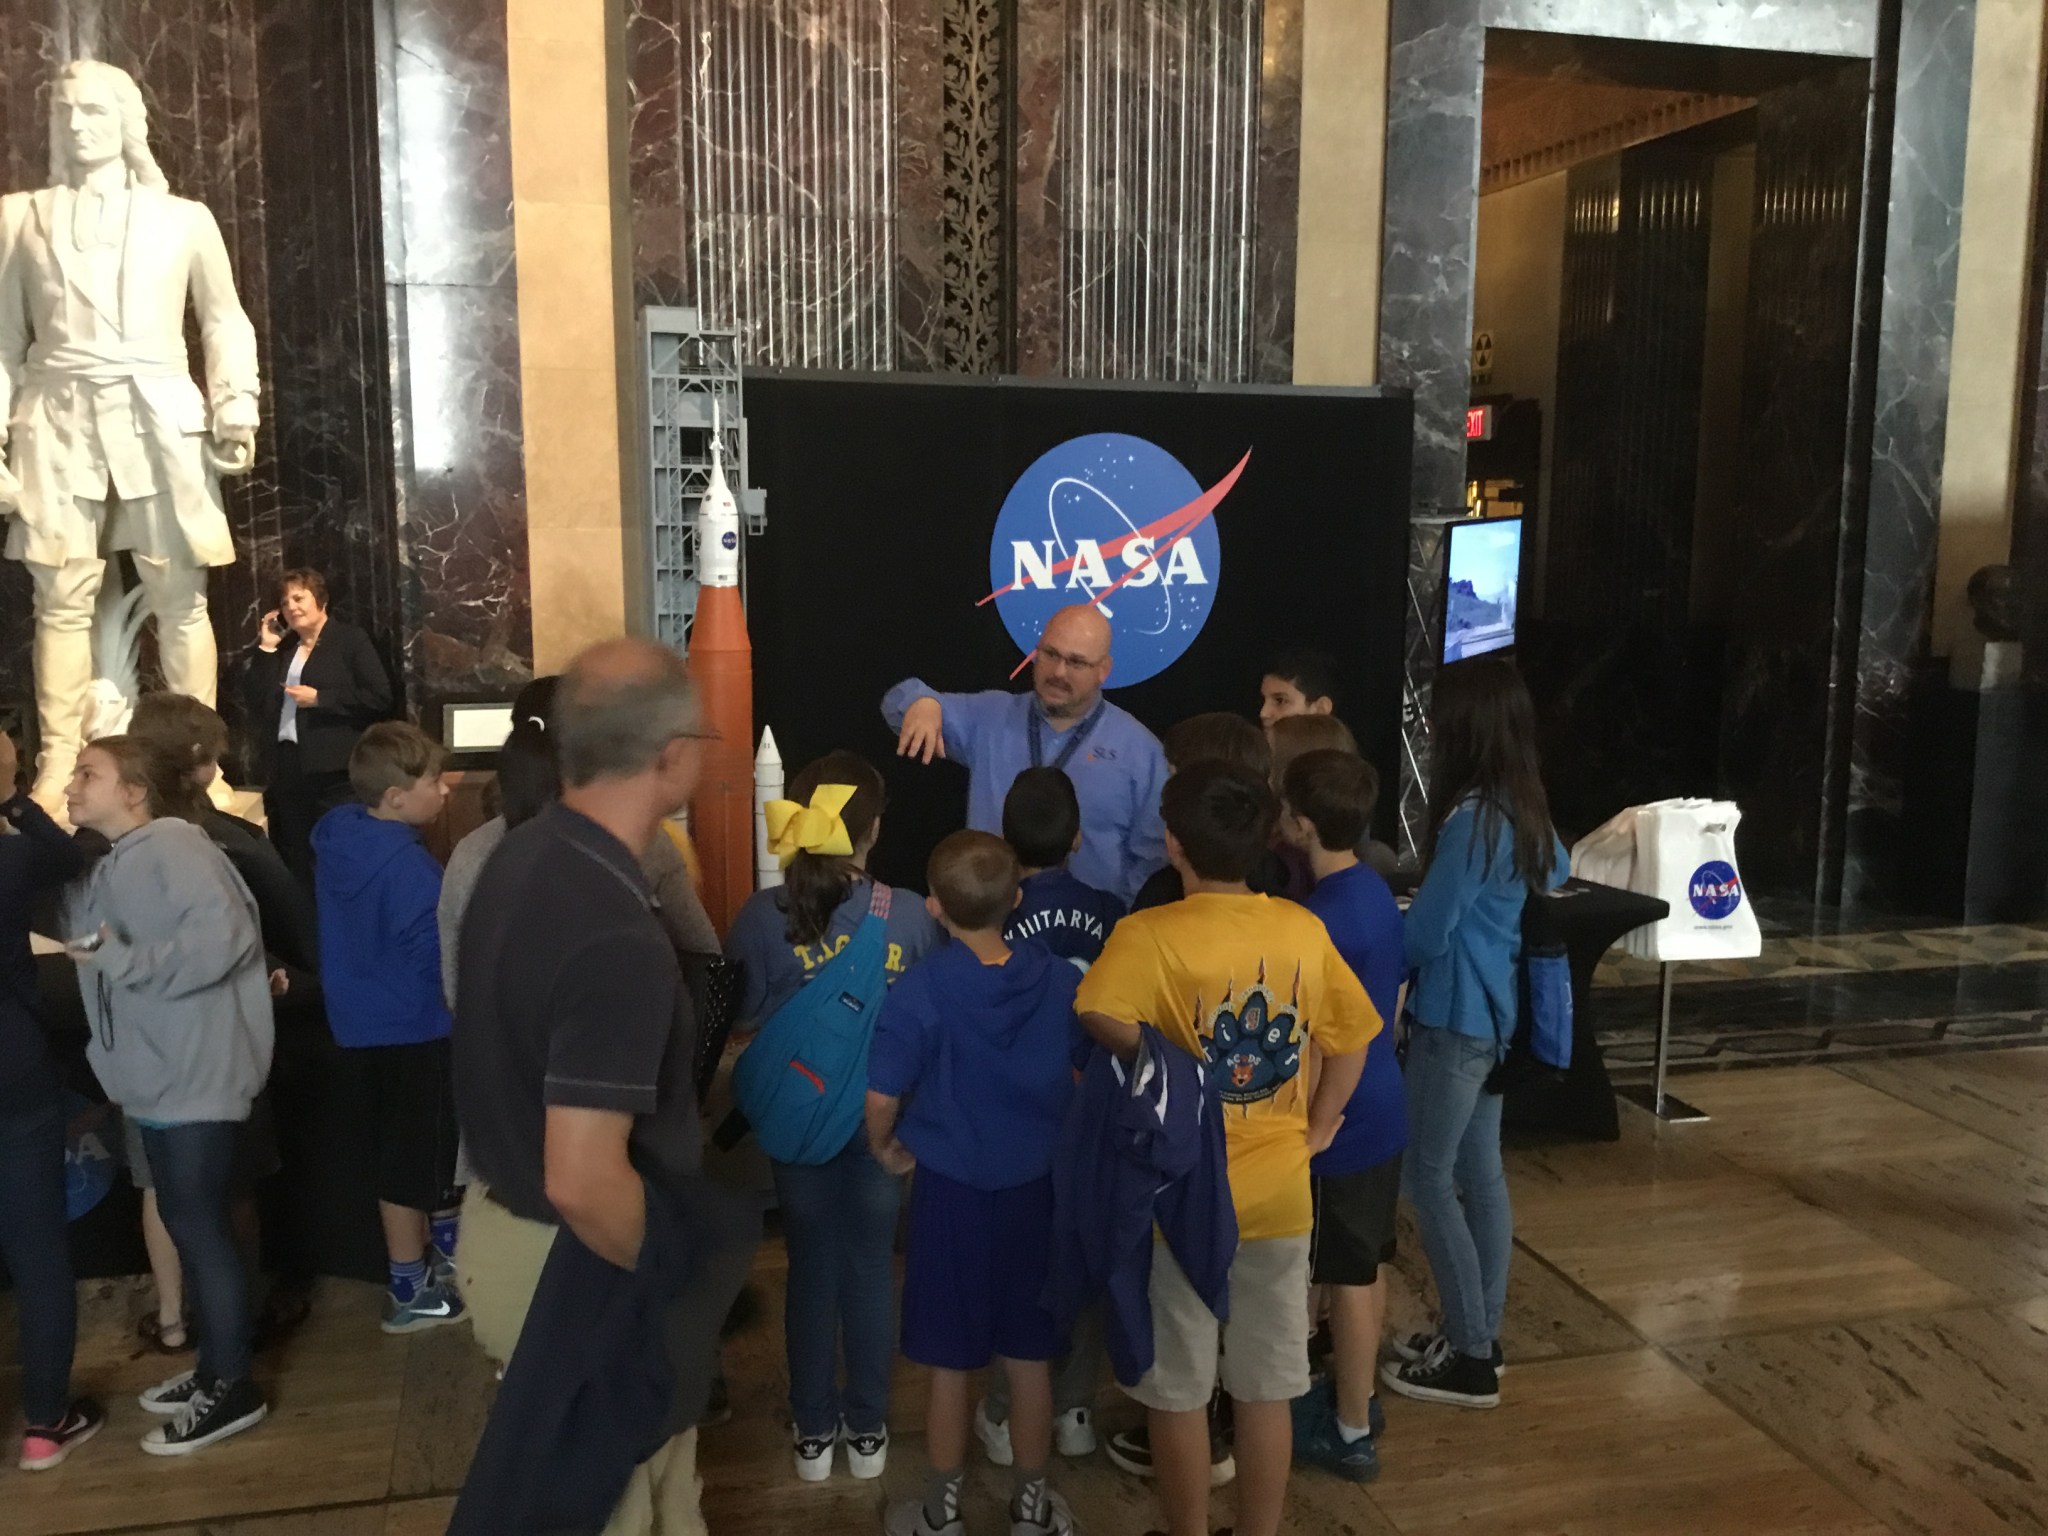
[1276,747,1407,1484]
[883,604,1167,904]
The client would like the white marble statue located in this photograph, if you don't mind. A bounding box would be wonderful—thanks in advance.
[0,59,259,812]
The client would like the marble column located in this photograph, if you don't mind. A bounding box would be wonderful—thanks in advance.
[506,0,640,670]
[1292,0,1388,388]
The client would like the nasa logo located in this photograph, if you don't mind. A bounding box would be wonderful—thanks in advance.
[983,433,1247,687]
[1689,860,1743,920]
[720,530,738,550]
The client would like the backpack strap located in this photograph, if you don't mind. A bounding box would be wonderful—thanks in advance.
[867,881,893,920]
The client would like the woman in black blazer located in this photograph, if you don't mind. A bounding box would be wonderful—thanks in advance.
[243,567,394,883]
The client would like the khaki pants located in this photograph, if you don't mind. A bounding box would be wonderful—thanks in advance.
[456,1185,706,1536]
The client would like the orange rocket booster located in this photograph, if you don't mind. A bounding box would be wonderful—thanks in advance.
[688,441,754,937]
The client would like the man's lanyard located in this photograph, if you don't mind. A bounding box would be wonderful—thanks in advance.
[1030,700,1109,773]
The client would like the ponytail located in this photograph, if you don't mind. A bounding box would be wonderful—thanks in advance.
[777,750,887,947]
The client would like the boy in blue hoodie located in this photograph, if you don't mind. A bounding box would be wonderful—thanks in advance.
[313,721,466,1334]
[867,831,1084,1536]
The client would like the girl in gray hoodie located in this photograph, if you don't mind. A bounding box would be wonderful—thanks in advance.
[63,736,274,1457]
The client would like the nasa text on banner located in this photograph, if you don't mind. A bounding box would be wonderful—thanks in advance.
[984,433,1244,687]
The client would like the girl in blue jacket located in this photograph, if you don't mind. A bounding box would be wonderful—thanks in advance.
[1383,659,1566,1410]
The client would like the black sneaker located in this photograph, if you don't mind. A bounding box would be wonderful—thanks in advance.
[20,1399,106,1471]
[140,1375,269,1455]
[1388,1330,1507,1376]
[1380,1339,1499,1408]
[1105,1423,1236,1486]
[138,1369,206,1415]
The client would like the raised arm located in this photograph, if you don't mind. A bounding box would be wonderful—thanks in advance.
[881,677,989,765]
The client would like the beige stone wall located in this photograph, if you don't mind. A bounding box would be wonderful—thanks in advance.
[506,0,642,674]
[1292,0,1389,387]
[1931,0,2047,655]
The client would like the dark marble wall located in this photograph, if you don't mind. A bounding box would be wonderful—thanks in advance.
[1717,63,1870,893]
[1380,0,1977,896]
[1842,0,1976,901]
[375,0,530,701]
[0,0,531,756]
[624,0,1302,383]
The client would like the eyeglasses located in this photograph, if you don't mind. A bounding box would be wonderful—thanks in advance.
[1035,645,1107,672]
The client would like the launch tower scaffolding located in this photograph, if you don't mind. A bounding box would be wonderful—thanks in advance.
[642,306,766,657]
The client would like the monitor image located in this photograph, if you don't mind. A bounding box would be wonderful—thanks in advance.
[1442,516,1521,663]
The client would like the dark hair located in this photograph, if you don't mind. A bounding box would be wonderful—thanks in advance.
[1161,761,1277,883]
[1267,713,1359,786]
[494,674,561,827]
[1426,656,1556,886]
[1264,649,1339,708]
[277,567,329,609]
[349,720,445,805]
[129,692,230,776]
[1282,749,1379,852]
[928,829,1020,931]
[1002,767,1080,870]
[1163,712,1270,778]
[779,751,887,947]
[80,734,180,820]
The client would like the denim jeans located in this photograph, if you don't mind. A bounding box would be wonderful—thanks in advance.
[1400,1024,1511,1359]
[0,1071,77,1425]
[140,1121,253,1385]
[772,1136,905,1439]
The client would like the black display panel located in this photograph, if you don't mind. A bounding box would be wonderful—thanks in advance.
[742,371,1413,890]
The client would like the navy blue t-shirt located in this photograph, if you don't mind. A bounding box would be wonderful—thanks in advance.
[1004,868,1125,969]
[867,941,1084,1191]
[1306,862,1409,1175]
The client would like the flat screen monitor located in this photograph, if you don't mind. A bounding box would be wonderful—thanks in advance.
[1442,516,1521,663]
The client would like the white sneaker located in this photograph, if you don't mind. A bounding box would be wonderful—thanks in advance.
[1054,1406,1096,1458]
[974,1396,1015,1466]
[842,1419,888,1479]
[1011,1485,1077,1535]
[793,1424,835,1482]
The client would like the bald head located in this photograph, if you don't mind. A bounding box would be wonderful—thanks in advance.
[1031,604,1114,720]
[556,637,700,787]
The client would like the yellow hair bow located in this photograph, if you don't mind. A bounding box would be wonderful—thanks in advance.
[764,783,857,866]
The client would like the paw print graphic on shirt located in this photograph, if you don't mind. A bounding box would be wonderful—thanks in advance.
[1199,962,1303,1109]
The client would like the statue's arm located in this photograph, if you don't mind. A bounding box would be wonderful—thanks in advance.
[186,202,259,430]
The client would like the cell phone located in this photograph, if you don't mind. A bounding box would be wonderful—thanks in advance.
[69,931,105,953]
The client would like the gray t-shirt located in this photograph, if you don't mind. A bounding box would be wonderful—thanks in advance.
[724,877,943,1026]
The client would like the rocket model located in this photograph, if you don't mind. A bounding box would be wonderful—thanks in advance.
[754,726,785,890]
[687,427,755,936]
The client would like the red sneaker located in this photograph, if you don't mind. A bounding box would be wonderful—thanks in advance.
[21,1399,107,1471]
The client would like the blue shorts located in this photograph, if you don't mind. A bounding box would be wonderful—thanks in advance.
[900,1167,1065,1370]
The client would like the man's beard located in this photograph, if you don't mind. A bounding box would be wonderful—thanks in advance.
[1039,688,1095,722]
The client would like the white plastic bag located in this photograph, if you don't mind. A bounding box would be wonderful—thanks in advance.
[1631,799,1762,961]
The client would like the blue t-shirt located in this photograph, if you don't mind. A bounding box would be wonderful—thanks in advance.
[867,941,1084,1191]
[1306,863,1409,1176]
[1004,868,1125,969]
[725,878,942,1025]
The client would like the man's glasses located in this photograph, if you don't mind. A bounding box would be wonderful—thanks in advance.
[1036,645,1106,672]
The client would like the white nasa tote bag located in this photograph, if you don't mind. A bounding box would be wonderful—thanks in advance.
[1632,799,1763,962]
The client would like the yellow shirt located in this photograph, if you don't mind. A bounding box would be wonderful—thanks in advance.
[1076,893,1380,1241]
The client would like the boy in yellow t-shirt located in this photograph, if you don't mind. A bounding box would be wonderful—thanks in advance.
[1076,761,1378,1536]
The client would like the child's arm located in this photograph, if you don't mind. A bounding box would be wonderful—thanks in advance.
[1078,1009,1141,1062]
[1306,1046,1365,1155]
[864,1090,914,1175]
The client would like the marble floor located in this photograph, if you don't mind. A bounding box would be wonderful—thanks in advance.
[6,1051,2047,1535]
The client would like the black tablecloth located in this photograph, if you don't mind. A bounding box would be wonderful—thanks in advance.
[1502,879,1669,1141]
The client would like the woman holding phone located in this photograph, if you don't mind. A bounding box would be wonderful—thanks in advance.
[242,568,394,884]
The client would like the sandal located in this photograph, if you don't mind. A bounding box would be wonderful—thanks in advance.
[136,1312,192,1354]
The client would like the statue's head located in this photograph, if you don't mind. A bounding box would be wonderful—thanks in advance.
[50,60,168,190]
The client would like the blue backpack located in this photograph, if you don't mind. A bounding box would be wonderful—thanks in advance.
[730,883,895,1165]
[1484,883,1574,1093]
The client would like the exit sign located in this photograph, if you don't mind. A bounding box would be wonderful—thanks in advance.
[1465,405,1494,441]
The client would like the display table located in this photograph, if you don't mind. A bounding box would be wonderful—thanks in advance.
[1501,879,1669,1142]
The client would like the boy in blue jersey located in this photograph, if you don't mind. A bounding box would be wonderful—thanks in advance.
[1276,749,1407,1482]
[1001,766,1125,971]
[867,831,1084,1536]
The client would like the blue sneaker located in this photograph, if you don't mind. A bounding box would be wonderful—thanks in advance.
[1291,1387,1380,1482]
[381,1280,468,1335]
[1299,1376,1385,1439]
